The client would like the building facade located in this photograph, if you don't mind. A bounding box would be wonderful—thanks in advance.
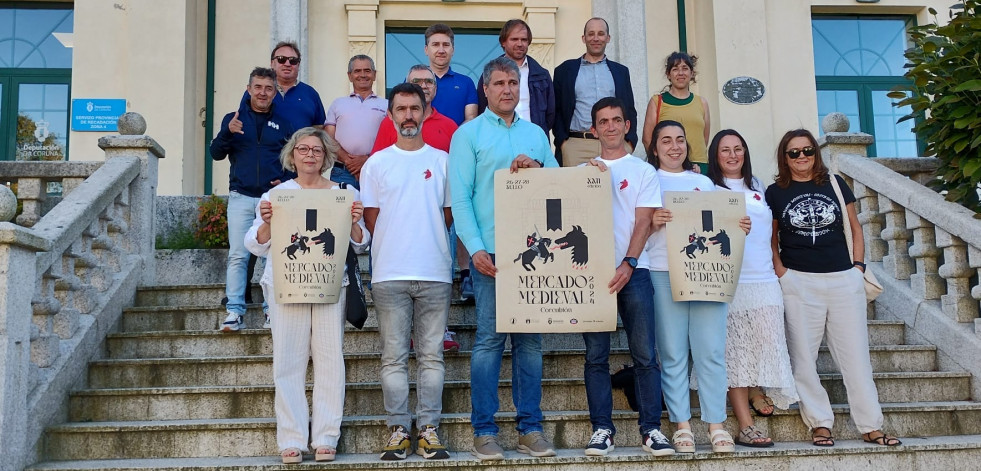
[0,0,949,195]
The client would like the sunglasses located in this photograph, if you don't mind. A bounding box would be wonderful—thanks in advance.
[785,146,816,159]
[274,55,300,65]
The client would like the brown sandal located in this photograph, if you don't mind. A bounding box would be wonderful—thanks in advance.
[749,393,775,416]
[736,425,774,448]
[863,430,901,446]
[811,427,834,447]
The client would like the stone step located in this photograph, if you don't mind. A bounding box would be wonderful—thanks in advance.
[26,435,981,471]
[90,343,938,388]
[69,371,971,422]
[42,402,981,460]
[103,320,917,360]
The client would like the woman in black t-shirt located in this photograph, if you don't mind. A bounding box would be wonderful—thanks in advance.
[764,129,901,448]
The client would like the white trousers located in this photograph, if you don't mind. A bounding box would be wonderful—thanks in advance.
[268,289,347,451]
[779,268,883,433]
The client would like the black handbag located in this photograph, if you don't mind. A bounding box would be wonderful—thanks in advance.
[344,242,368,329]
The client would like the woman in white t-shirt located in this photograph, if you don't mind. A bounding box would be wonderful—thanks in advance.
[705,129,798,447]
[645,120,735,453]
[245,127,370,464]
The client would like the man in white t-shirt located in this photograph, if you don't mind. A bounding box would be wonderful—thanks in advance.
[360,83,453,462]
[579,97,675,457]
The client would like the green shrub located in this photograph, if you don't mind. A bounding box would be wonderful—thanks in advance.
[194,194,229,248]
[156,227,203,250]
[891,1,981,215]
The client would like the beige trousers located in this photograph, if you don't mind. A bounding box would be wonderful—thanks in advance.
[561,137,635,167]
[779,268,884,433]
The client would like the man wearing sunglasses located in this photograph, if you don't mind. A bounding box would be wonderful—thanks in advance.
[239,41,327,132]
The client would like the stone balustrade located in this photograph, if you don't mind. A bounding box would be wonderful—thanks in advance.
[0,113,162,471]
[820,111,981,398]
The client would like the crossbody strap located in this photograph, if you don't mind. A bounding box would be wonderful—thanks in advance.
[828,174,855,259]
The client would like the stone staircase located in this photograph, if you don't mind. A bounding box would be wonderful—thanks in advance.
[27,262,981,470]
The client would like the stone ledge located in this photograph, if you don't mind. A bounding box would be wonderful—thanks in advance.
[26,435,981,470]
[0,222,51,251]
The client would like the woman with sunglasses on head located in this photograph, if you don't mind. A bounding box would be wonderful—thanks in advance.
[706,129,798,448]
[245,127,370,464]
[764,129,900,448]
[645,120,746,454]
[642,52,711,174]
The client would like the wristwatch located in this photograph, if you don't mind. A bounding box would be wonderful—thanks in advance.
[622,257,638,268]
[853,261,867,270]
[532,159,544,168]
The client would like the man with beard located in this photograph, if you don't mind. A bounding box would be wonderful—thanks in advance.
[477,19,555,140]
[359,83,454,461]
[371,65,458,153]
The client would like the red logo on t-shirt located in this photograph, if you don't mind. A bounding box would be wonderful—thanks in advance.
[424,169,432,180]
[619,179,628,191]
[694,187,701,191]
[754,193,761,201]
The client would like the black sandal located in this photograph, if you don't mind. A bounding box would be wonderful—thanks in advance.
[863,430,901,446]
[811,427,834,447]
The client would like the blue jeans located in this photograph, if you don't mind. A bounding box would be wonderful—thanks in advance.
[330,165,359,190]
[583,268,662,436]
[373,280,452,429]
[650,270,728,424]
[226,191,267,315]
[470,255,544,436]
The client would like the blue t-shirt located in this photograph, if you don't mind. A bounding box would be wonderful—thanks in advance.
[240,81,326,131]
[432,67,478,126]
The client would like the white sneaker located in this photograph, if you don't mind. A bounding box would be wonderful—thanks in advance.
[262,307,271,329]
[220,311,243,332]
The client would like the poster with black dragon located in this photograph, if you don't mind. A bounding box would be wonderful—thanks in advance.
[269,189,353,303]
[494,167,617,333]
[663,191,746,302]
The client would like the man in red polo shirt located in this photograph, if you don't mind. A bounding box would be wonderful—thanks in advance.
[371,65,458,154]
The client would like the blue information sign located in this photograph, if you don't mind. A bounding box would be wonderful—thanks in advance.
[71,99,126,131]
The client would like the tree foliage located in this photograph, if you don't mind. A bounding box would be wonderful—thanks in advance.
[891,1,981,214]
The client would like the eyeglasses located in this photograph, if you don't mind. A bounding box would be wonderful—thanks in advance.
[409,78,436,85]
[274,55,300,65]
[785,146,816,159]
[294,145,324,156]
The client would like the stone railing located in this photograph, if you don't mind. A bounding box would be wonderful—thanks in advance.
[820,113,981,399]
[0,113,162,471]
[0,161,104,227]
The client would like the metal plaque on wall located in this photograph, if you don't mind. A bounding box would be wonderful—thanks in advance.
[722,76,765,105]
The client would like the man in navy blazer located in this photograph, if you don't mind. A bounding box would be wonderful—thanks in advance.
[553,18,637,167]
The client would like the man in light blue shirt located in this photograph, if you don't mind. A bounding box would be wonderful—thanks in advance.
[449,56,558,461]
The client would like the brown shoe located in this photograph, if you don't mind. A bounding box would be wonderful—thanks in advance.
[472,435,505,461]
[517,431,556,457]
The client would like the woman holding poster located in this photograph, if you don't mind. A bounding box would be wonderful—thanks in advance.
[644,120,734,453]
[245,127,370,463]
[706,129,797,447]
[766,129,900,448]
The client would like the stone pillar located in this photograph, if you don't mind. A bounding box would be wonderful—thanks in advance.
[593,0,648,156]
[820,112,874,174]
[270,0,309,83]
[523,0,557,70]
[98,113,164,287]
[0,226,49,471]
[906,211,944,300]
[345,0,380,66]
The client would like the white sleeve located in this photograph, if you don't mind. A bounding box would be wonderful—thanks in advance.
[244,192,272,257]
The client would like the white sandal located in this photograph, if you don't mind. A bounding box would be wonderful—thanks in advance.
[281,447,303,464]
[672,428,696,453]
[315,445,336,462]
[710,429,735,453]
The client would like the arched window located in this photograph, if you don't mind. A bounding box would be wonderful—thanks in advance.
[813,16,920,157]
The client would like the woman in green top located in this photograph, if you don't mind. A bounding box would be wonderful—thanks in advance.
[642,52,711,173]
